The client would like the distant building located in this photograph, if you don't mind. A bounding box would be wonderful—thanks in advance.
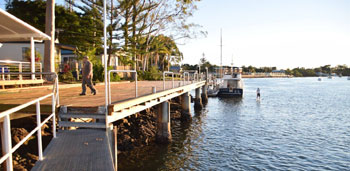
[315,72,329,76]
[170,66,181,73]
[272,70,285,73]
[0,42,77,71]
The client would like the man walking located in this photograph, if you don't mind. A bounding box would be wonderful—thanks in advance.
[80,56,97,95]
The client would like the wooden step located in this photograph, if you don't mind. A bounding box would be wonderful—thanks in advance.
[59,113,106,119]
[58,121,106,129]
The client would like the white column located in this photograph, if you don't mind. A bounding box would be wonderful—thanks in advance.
[103,0,108,129]
[31,37,35,80]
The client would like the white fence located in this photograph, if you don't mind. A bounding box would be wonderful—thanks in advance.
[0,72,59,171]
[0,60,42,81]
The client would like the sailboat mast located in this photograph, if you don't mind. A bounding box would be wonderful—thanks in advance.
[220,29,223,77]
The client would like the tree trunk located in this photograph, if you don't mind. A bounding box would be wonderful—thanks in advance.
[44,0,55,73]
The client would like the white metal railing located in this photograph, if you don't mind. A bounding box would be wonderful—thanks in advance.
[0,60,42,81]
[183,72,189,85]
[163,71,174,90]
[0,72,58,171]
[193,71,199,82]
[107,70,137,105]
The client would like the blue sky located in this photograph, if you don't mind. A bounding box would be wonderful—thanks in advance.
[1,0,350,69]
[178,0,350,68]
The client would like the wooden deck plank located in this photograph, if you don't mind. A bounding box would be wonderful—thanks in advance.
[31,129,114,171]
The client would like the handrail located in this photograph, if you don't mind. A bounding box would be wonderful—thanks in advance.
[0,60,41,65]
[183,72,189,85]
[108,70,137,105]
[0,92,56,171]
[194,71,198,82]
[163,71,174,90]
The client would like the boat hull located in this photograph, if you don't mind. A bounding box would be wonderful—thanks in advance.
[217,88,243,97]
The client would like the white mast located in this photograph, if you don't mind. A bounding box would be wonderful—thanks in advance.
[220,28,223,77]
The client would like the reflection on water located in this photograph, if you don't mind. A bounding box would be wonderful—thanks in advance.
[119,77,350,170]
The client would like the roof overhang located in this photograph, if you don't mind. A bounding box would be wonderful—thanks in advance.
[0,8,50,42]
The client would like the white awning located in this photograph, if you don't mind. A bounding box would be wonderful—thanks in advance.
[0,8,50,42]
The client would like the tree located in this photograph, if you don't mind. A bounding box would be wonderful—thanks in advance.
[44,0,55,73]
[6,0,103,59]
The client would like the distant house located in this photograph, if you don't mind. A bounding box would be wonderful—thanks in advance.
[272,70,285,73]
[315,72,329,77]
[0,42,77,71]
[170,66,181,73]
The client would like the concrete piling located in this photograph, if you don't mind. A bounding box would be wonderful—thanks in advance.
[156,101,171,143]
[201,85,208,104]
[181,92,191,121]
[194,88,203,110]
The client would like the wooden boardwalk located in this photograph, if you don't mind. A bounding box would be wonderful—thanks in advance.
[0,81,182,107]
[1,80,205,170]
[31,129,115,171]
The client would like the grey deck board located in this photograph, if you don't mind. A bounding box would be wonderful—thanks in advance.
[32,129,114,171]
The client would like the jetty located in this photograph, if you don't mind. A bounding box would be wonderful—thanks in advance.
[0,70,209,171]
[0,7,210,171]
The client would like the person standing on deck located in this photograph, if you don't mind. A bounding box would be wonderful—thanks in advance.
[256,88,260,100]
[80,56,97,95]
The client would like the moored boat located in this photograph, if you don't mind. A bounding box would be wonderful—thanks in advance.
[217,67,244,97]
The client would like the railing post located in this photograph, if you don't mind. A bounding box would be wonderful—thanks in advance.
[135,72,138,97]
[19,63,22,80]
[36,101,43,161]
[163,72,165,90]
[3,115,13,171]
[1,67,4,80]
[172,73,174,88]
[40,63,43,80]
[108,71,111,104]
[55,75,60,106]
[52,94,56,138]
[31,37,35,80]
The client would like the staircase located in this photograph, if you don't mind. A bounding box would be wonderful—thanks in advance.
[58,106,107,129]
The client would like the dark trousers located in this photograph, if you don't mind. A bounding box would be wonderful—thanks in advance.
[82,77,96,94]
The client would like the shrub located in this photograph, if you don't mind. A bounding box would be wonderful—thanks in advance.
[137,66,161,80]
[92,64,121,82]
[58,71,74,82]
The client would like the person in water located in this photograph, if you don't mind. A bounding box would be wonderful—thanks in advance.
[256,88,260,100]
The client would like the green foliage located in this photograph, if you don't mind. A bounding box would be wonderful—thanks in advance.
[6,0,103,55]
[93,64,120,82]
[58,71,74,82]
[24,49,42,62]
[137,66,161,80]
[92,63,104,82]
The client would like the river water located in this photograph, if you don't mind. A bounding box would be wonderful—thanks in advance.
[119,77,350,170]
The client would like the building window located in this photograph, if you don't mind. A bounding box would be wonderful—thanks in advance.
[22,47,40,61]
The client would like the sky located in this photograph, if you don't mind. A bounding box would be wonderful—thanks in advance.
[177,0,350,69]
[1,0,349,69]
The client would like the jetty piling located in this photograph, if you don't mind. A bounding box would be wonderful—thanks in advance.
[156,101,171,143]
[201,84,208,104]
[181,92,192,121]
[194,87,203,110]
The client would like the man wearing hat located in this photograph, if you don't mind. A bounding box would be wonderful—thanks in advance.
[80,56,97,95]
